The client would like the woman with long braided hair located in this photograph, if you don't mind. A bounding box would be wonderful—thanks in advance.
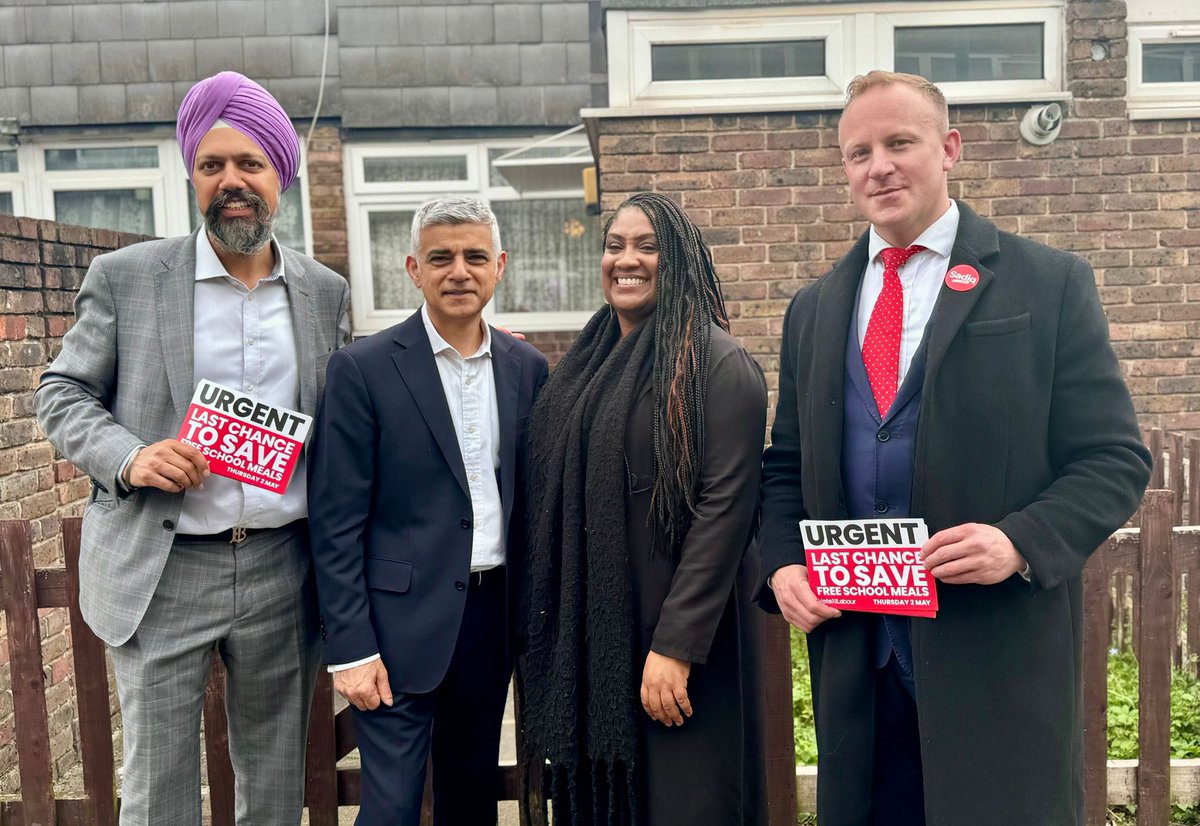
[520,192,768,826]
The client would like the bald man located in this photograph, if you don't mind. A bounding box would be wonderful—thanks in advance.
[36,72,351,826]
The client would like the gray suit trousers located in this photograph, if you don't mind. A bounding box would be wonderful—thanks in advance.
[108,524,321,826]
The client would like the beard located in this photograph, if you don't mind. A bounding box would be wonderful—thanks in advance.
[204,189,275,255]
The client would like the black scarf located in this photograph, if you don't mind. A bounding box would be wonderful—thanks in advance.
[520,307,655,826]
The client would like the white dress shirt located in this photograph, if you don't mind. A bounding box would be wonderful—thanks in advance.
[855,200,960,385]
[177,231,307,534]
[421,304,505,572]
[330,306,505,673]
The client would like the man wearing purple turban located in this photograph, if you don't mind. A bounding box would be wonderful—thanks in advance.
[37,72,351,825]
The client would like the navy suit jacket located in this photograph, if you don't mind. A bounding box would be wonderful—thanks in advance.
[308,310,549,694]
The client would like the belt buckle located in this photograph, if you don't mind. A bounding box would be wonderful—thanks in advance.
[230,526,247,545]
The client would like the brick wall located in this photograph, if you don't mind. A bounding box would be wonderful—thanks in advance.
[593,1,1200,430]
[0,214,136,791]
[307,125,350,279]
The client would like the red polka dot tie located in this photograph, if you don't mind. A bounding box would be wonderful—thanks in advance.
[862,245,926,418]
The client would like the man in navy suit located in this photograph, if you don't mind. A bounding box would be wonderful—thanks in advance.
[308,196,549,826]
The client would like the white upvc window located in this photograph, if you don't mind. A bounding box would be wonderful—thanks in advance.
[602,1,1066,114]
[345,138,601,336]
[0,148,23,218]
[1128,24,1200,120]
[26,141,179,238]
[874,4,1063,103]
[3,137,312,252]
[607,9,852,110]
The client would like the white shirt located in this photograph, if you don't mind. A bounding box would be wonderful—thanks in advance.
[855,200,960,385]
[421,304,505,572]
[330,306,505,673]
[177,231,307,534]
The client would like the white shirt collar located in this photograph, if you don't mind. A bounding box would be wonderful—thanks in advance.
[194,229,285,283]
[868,200,960,263]
[420,304,492,359]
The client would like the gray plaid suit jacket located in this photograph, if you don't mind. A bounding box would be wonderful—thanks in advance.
[35,230,351,647]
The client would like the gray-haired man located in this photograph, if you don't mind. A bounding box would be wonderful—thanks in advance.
[308,196,549,825]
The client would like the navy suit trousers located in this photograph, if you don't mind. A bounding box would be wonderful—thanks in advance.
[352,565,510,826]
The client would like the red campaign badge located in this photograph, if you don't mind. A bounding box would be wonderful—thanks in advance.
[945,264,980,292]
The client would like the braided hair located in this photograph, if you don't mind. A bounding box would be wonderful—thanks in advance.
[606,192,730,555]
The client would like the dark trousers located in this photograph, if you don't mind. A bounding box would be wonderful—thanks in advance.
[352,566,511,826]
[867,656,926,826]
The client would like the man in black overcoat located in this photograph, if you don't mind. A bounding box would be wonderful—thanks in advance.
[757,71,1152,826]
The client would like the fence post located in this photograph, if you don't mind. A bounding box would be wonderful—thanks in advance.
[304,671,339,826]
[1147,429,1164,489]
[0,521,58,826]
[1136,490,1173,826]
[761,613,798,825]
[1082,540,1111,826]
[203,654,236,826]
[1170,433,1185,526]
[62,517,117,826]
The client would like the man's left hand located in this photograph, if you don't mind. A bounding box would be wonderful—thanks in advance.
[921,523,1026,585]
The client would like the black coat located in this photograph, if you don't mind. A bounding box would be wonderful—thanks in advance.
[625,326,768,826]
[757,203,1152,826]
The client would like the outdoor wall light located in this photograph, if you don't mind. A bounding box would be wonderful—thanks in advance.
[1091,40,1110,61]
[1019,103,1063,146]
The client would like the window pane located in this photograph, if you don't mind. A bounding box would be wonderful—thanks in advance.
[895,24,1043,82]
[488,146,587,188]
[0,150,16,174]
[652,40,825,82]
[1143,42,1200,83]
[44,146,159,171]
[188,182,307,252]
[0,192,12,215]
[492,199,603,314]
[363,156,468,184]
[369,210,423,311]
[55,189,154,235]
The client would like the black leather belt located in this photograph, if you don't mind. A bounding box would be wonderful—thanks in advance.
[175,520,303,545]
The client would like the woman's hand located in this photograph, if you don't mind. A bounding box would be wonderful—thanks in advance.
[640,651,692,726]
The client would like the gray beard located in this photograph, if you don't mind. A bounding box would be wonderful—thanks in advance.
[204,190,275,255]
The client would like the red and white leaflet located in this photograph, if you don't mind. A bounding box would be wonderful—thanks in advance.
[800,519,938,618]
[176,379,312,495]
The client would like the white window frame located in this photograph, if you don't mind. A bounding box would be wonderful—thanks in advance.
[0,146,24,217]
[1128,24,1200,120]
[608,9,852,109]
[345,139,597,336]
[875,4,1063,103]
[351,145,481,196]
[602,1,1067,114]
[2,137,312,253]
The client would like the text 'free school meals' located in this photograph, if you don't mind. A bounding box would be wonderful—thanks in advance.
[801,518,938,618]
[177,379,312,495]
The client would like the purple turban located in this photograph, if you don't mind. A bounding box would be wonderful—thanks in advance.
[177,72,300,192]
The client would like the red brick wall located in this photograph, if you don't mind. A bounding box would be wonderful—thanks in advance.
[594,1,1200,431]
[307,125,350,278]
[0,215,136,790]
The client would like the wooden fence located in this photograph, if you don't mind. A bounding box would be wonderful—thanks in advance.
[0,478,1195,824]
[0,518,795,826]
[1110,430,1200,673]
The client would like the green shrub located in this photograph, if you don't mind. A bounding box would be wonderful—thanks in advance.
[1107,649,1200,760]
[791,632,1200,821]
[791,630,819,765]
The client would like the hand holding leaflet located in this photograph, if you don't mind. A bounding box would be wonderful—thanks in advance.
[176,379,312,495]
[800,518,938,618]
